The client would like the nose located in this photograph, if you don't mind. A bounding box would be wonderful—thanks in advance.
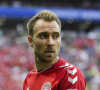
[47,36,54,46]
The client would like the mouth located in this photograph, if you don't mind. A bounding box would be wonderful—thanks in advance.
[45,50,55,54]
[44,50,55,57]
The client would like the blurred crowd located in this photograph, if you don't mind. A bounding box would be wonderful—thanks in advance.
[0,35,34,90]
[61,28,100,90]
[0,26,100,90]
[0,0,100,9]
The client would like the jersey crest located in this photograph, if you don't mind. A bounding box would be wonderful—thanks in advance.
[41,82,52,90]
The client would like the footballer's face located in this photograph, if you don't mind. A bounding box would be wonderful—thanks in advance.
[28,19,61,62]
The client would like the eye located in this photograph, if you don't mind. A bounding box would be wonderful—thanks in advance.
[53,34,60,39]
[38,33,48,39]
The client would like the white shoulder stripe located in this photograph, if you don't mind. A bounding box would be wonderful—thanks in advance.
[59,63,69,68]
[65,63,69,66]
[68,76,78,84]
[68,65,73,68]
[67,68,77,75]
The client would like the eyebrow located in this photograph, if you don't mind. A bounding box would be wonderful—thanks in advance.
[37,32,60,37]
[38,31,60,34]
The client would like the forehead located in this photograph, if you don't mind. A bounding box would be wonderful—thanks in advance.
[34,19,60,34]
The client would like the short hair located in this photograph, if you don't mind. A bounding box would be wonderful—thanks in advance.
[27,10,61,36]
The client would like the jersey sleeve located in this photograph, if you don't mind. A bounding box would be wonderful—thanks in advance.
[59,66,86,90]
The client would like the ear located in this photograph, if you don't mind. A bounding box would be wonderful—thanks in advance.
[28,36,33,47]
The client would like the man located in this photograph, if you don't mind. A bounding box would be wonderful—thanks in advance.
[23,10,86,90]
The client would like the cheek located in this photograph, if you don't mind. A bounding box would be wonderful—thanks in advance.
[56,39,61,48]
[33,40,45,50]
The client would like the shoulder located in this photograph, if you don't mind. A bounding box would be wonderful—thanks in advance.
[58,58,86,89]
[65,64,85,84]
[59,60,83,78]
[23,69,36,89]
[59,58,84,78]
[24,69,36,83]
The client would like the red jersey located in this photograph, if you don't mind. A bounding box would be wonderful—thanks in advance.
[23,58,86,90]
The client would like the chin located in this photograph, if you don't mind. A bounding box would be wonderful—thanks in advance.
[41,56,54,62]
[46,56,57,62]
[39,53,57,62]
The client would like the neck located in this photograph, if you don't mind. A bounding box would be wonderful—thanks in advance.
[34,56,59,72]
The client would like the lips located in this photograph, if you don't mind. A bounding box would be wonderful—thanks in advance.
[45,50,55,57]
[46,51,54,53]
[45,50,55,53]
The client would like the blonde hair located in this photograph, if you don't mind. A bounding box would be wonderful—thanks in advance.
[27,10,61,36]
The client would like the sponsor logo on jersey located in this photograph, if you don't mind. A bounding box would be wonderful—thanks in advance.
[41,82,52,90]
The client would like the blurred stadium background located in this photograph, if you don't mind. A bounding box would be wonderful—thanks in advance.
[0,0,100,90]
